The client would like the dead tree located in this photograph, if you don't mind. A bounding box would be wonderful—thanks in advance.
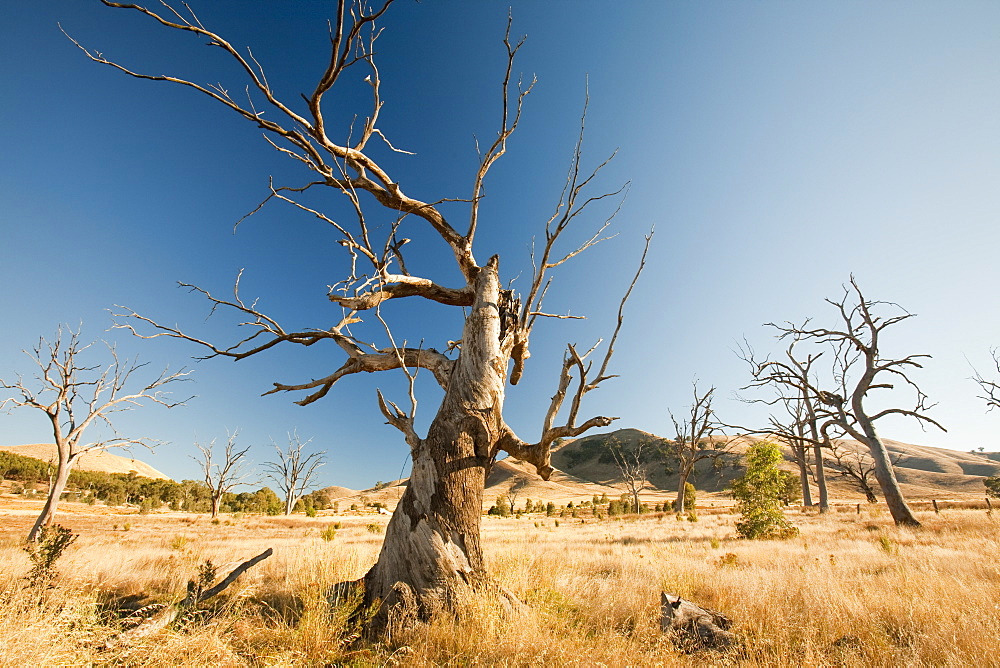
[751,277,944,527]
[78,1,649,628]
[973,349,1000,412]
[606,435,653,514]
[263,432,326,515]
[0,325,188,541]
[826,440,880,503]
[194,432,254,518]
[664,383,731,514]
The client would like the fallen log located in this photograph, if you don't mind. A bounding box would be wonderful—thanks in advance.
[108,547,274,647]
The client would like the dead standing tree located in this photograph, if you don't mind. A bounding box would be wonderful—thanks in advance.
[826,439,880,503]
[264,432,326,515]
[80,1,650,628]
[752,277,944,527]
[0,325,188,541]
[606,435,653,514]
[194,432,255,519]
[665,383,732,515]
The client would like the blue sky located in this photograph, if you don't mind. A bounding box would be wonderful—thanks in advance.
[2,1,999,489]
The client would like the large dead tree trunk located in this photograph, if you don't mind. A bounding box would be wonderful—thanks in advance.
[363,262,505,620]
[806,414,830,512]
[854,409,918,525]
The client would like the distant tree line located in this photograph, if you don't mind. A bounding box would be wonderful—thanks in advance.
[0,450,333,515]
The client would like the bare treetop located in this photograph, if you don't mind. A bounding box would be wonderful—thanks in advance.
[0,325,190,456]
[973,349,1000,412]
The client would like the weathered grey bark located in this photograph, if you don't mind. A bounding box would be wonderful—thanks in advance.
[29,451,73,542]
[854,410,917,524]
[793,440,813,508]
[675,468,692,515]
[362,262,505,622]
[805,411,830,512]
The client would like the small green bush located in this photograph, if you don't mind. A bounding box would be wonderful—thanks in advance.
[731,442,797,539]
[320,525,337,542]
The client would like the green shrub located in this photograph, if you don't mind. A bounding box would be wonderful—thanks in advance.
[320,525,337,542]
[985,476,1000,498]
[366,523,383,534]
[731,442,797,539]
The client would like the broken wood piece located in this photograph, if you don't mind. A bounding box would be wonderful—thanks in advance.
[659,592,735,651]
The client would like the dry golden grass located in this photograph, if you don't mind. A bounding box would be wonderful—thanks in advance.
[1,504,999,667]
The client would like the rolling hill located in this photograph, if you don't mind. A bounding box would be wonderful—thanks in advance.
[0,444,170,480]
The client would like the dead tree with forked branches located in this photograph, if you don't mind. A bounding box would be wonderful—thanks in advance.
[194,432,255,519]
[745,277,944,527]
[606,435,654,514]
[825,440,881,503]
[264,432,326,516]
[664,383,733,515]
[75,0,651,630]
[0,325,188,541]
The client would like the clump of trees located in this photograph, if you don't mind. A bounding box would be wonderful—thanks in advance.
[731,442,797,539]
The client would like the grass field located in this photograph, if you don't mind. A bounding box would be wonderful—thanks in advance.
[1,498,998,666]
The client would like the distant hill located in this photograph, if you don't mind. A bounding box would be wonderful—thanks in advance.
[0,444,170,480]
[552,428,1000,501]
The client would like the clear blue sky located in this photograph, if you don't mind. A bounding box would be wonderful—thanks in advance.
[2,1,998,489]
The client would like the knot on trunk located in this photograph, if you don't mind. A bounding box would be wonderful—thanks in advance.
[497,288,521,343]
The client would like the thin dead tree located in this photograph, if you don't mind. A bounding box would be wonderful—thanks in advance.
[826,439,880,503]
[263,431,326,515]
[972,349,1000,412]
[606,435,653,514]
[78,1,651,628]
[665,383,732,515]
[0,325,188,541]
[194,432,255,519]
[750,276,944,527]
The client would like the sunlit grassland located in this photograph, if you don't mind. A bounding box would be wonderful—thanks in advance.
[1,505,998,666]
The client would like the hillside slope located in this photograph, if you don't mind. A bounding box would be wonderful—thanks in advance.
[0,444,170,480]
